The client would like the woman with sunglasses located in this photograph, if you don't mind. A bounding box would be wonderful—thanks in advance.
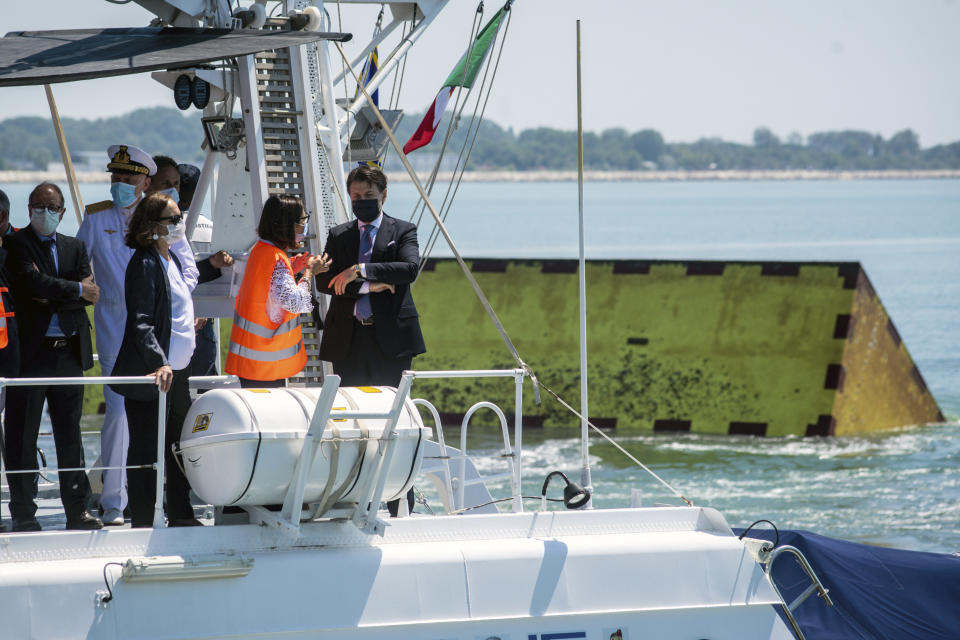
[225,195,330,387]
[109,192,199,527]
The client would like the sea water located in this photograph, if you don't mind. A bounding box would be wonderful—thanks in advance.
[8,178,958,552]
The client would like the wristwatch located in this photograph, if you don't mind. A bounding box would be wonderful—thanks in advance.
[353,264,364,280]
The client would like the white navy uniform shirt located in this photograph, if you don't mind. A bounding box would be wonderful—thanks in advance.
[77,199,198,362]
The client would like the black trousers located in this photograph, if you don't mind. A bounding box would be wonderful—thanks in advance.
[332,322,412,388]
[189,321,218,378]
[4,337,92,521]
[239,377,286,388]
[124,367,193,527]
[332,321,414,516]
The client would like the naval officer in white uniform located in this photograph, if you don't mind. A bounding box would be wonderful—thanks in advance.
[77,144,198,526]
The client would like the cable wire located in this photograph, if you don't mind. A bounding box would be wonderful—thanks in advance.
[101,562,124,604]
[739,519,781,548]
[453,495,563,514]
[418,4,513,270]
[537,380,694,507]
[409,4,484,230]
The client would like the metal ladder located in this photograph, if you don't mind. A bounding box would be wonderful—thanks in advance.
[252,17,331,384]
[765,545,835,640]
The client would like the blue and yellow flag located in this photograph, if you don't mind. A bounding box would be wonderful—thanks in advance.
[355,46,381,168]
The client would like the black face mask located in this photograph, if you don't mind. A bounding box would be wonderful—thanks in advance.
[352,198,380,223]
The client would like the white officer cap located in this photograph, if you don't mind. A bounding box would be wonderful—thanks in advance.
[106,144,157,176]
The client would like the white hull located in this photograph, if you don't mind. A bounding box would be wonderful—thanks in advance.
[0,507,794,639]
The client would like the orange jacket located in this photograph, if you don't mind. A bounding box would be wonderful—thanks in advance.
[0,286,11,349]
[225,241,306,381]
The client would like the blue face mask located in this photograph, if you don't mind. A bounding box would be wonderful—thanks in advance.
[29,208,61,236]
[158,187,179,203]
[110,181,138,208]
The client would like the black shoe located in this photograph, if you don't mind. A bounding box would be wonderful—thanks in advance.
[170,517,204,527]
[66,510,104,531]
[12,518,42,532]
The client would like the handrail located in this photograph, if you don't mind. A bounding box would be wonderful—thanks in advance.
[457,401,519,512]
[411,399,455,511]
[0,375,238,529]
[765,544,834,640]
[409,368,527,513]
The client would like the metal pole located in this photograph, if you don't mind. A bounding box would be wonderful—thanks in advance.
[576,20,593,507]
[184,147,217,243]
[513,370,524,513]
[153,389,168,529]
[44,85,85,225]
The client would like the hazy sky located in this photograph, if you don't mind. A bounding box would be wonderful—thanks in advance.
[2,0,958,146]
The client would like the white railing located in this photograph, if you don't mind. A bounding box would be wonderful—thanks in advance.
[0,374,237,529]
[0,368,533,532]
[409,368,527,513]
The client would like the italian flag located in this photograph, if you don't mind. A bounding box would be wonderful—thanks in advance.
[403,7,508,154]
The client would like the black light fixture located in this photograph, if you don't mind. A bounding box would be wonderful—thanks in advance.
[191,77,210,109]
[173,74,192,110]
[540,471,591,510]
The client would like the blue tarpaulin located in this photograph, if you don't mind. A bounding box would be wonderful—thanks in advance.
[734,528,960,640]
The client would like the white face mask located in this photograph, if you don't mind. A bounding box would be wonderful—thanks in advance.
[295,231,305,244]
[158,187,179,203]
[29,208,61,236]
[165,221,185,244]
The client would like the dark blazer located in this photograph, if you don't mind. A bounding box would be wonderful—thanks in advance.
[0,244,20,377]
[4,227,93,370]
[316,213,425,363]
[111,247,181,399]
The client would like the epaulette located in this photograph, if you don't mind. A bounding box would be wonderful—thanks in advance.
[85,200,112,215]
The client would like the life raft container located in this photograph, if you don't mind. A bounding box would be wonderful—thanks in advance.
[178,386,429,509]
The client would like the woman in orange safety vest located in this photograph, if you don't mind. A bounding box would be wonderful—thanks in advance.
[225,195,330,387]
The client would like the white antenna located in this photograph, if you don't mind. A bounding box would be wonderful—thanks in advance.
[576,19,593,507]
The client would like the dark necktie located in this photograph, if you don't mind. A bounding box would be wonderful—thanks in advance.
[40,236,75,337]
[355,224,374,321]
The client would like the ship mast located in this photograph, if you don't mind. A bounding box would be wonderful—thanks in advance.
[575,19,593,506]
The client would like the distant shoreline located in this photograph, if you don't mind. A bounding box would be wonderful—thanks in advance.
[2,168,959,184]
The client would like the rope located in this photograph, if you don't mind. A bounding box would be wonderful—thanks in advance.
[416,4,501,244]
[409,3,484,230]
[382,17,412,170]
[330,13,692,508]
[536,380,693,506]
[334,1,353,166]
[418,5,513,270]
[334,42,540,406]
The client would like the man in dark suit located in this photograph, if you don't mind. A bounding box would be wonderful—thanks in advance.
[4,182,103,531]
[316,165,426,386]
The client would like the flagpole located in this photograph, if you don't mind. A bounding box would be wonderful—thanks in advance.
[576,20,593,507]
[44,84,84,225]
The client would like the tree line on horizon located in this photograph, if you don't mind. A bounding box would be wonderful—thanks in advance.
[0,106,958,172]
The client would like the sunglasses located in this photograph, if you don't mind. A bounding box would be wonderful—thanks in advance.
[29,205,65,214]
[157,215,184,225]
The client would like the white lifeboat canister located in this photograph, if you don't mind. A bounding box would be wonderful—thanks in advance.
[177,386,430,510]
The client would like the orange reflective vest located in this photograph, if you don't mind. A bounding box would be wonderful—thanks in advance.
[0,287,12,350]
[225,241,307,381]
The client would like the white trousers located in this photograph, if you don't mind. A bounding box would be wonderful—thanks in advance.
[94,302,129,513]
